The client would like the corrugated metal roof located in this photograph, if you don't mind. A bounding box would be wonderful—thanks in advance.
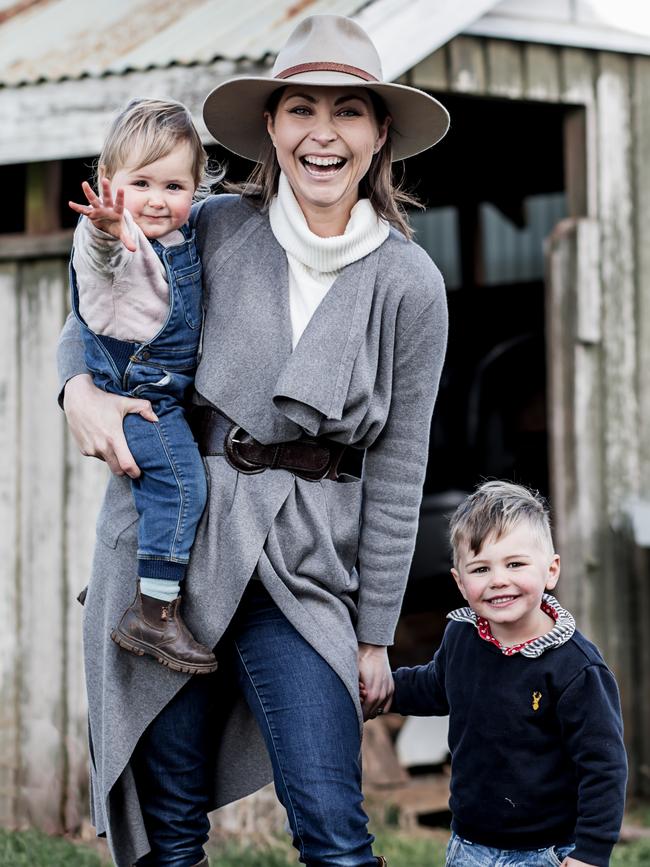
[0,0,369,86]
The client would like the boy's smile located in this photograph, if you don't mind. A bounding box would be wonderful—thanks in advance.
[451,521,560,647]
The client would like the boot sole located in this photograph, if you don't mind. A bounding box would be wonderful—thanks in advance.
[110,629,218,675]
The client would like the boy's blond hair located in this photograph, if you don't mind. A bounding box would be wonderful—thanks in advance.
[449,481,555,567]
[97,97,218,195]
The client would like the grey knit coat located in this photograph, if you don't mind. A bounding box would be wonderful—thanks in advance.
[57,194,448,866]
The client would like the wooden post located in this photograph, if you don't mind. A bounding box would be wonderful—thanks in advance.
[545,218,602,633]
[25,162,61,235]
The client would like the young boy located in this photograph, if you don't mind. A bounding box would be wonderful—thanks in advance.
[390,481,627,867]
[68,98,218,675]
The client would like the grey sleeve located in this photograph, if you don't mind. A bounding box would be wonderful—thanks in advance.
[57,312,89,406]
[356,275,448,645]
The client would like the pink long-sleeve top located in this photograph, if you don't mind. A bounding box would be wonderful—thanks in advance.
[72,209,184,343]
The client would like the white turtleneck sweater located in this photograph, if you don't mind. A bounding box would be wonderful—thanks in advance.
[269,172,390,349]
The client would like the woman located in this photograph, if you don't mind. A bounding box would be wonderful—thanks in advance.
[59,15,449,867]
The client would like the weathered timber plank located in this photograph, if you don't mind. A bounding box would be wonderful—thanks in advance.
[448,36,487,95]
[631,56,650,497]
[17,261,68,833]
[0,60,241,166]
[0,264,20,828]
[596,52,639,518]
[594,52,638,753]
[524,43,561,101]
[560,48,598,218]
[545,219,603,635]
[485,39,524,98]
[0,232,74,263]
[63,432,107,830]
[411,49,448,91]
[630,55,650,798]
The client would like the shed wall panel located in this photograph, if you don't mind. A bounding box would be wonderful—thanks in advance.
[632,56,650,497]
[449,36,487,94]
[485,39,524,97]
[17,262,68,832]
[0,264,20,829]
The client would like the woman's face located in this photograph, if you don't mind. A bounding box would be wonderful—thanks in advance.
[265,85,390,234]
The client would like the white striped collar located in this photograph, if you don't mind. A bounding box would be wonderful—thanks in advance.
[447,594,576,658]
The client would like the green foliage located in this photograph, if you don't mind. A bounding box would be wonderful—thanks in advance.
[2,825,650,867]
[0,829,106,866]
[611,840,650,865]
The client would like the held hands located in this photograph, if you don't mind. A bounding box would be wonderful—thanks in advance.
[358,643,394,721]
[63,374,158,478]
[69,178,137,252]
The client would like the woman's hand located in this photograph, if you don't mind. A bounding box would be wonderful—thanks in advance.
[358,643,394,721]
[69,178,137,252]
[63,374,158,478]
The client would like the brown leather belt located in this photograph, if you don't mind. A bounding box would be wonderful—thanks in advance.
[189,406,349,482]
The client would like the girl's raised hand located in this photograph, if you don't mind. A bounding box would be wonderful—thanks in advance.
[69,178,137,252]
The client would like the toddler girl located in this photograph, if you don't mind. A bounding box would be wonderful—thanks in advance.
[69,98,218,675]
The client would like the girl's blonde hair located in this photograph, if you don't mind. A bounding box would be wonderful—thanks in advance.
[97,98,222,197]
[225,88,422,239]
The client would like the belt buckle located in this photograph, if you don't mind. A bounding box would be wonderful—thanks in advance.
[224,425,265,474]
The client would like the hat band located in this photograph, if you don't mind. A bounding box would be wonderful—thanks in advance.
[275,61,379,82]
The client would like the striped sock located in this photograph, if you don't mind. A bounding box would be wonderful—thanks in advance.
[140,577,181,602]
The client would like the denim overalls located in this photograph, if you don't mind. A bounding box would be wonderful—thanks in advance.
[70,223,207,582]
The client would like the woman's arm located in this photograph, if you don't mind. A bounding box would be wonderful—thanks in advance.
[356,276,448,647]
[356,269,447,719]
[58,314,157,478]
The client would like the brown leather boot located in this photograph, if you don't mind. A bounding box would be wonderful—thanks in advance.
[111,582,218,675]
[375,858,388,866]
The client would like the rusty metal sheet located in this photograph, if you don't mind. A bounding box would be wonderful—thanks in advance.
[0,0,367,86]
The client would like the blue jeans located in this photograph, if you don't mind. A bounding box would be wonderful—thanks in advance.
[123,404,207,581]
[446,832,575,866]
[133,583,376,867]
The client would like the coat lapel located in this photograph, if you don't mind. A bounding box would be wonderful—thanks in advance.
[273,247,380,435]
[196,211,381,441]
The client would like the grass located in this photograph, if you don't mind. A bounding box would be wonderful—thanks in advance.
[1,822,649,866]
[0,829,106,866]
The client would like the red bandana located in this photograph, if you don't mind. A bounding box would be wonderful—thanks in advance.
[477,600,559,656]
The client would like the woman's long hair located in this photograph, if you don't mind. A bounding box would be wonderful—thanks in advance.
[224,88,422,239]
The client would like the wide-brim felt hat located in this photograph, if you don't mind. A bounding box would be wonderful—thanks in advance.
[203,14,450,162]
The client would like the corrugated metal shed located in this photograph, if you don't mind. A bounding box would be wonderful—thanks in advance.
[0,0,367,86]
[4,0,650,89]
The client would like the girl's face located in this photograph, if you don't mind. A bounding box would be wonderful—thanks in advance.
[105,141,196,240]
[265,86,390,235]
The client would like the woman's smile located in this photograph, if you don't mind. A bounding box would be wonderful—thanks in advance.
[300,154,347,176]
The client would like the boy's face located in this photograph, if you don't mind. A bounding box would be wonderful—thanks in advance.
[105,141,195,239]
[451,520,560,645]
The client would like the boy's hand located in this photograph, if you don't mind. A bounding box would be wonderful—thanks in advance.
[69,178,137,252]
[561,858,597,867]
[358,643,393,720]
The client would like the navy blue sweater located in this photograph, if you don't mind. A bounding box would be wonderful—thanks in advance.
[392,621,627,866]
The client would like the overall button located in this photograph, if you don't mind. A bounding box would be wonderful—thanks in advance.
[141,350,151,360]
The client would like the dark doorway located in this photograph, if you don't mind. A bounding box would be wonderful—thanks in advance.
[394,93,567,663]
